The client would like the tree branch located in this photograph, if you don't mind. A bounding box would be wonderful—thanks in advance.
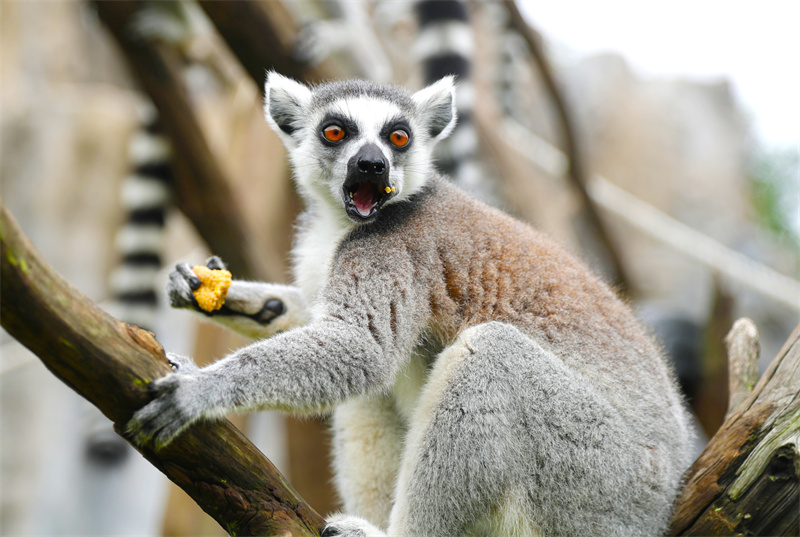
[0,202,325,536]
[93,0,268,280]
[670,320,800,536]
[725,318,761,417]
[503,0,632,295]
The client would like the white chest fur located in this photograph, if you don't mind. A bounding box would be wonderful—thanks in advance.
[292,207,354,303]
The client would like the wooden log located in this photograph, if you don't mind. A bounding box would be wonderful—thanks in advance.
[0,202,325,536]
[670,321,800,536]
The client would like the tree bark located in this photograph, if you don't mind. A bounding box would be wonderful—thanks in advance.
[0,202,325,536]
[670,321,800,536]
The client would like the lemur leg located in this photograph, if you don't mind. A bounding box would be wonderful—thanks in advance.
[330,396,404,528]
[381,322,654,537]
[167,256,309,340]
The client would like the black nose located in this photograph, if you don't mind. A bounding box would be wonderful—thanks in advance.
[357,156,386,175]
[353,144,387,176]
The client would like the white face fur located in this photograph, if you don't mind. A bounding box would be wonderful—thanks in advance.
[264,73,457,224]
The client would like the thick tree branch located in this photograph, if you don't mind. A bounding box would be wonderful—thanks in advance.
[94,0,267,280]
[503,0,632,295]
[0,202,325,536]
[670,320,800,536]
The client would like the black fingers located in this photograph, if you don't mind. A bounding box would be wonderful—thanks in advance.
[205,256,226,271]
[167,270,197,308]
[176,263,202,290]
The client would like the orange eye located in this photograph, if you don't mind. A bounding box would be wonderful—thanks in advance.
[323,124,345,142]
[390,130,409,147]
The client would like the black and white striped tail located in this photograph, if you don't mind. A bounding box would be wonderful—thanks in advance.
[108,105,173,333]
[413,0,481,192]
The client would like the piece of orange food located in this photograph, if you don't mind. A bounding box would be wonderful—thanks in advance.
[192,265,232,312]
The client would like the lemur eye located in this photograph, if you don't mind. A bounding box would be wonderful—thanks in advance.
[390,129,409,148]
[323,124,346,142]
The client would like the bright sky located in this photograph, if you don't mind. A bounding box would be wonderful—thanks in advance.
[519,0,800,149]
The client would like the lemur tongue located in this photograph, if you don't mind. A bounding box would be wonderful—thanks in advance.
[353,182,379,217]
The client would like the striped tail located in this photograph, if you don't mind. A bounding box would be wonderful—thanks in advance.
[413,0,482,193]
[108,104,173,333]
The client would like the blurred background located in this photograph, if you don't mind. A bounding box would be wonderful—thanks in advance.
[1,0,798,535]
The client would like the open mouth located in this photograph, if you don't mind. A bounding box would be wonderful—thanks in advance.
[345,180,396,221]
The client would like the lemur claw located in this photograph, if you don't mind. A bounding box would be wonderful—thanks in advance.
[127,359,205,449]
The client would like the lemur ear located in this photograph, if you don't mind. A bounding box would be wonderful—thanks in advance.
[412,76,457,141]
[264,72,312,144]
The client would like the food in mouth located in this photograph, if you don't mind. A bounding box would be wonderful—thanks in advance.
[347,180,396,219]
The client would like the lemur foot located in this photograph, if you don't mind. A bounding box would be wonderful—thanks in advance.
[127,353,206,450]
[322,515,386,537]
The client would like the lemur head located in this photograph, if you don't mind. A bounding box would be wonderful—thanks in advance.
[264,73,457,223]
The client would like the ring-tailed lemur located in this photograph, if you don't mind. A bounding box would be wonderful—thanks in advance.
[293,0,486,196]
[128,74,691,537]
[107,105,173,333]
[413,0,482,194]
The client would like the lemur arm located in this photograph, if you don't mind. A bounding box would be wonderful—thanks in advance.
[129,243,425,449]
[166,256,308,340]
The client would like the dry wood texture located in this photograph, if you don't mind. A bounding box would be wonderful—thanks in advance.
[670,321,800,536]
[0,203,325,536]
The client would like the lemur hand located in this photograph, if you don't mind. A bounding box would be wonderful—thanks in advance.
[166,256,226,309]
[127,353,207,449]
